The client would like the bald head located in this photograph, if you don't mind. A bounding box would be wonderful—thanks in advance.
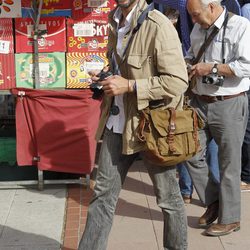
[200,0,222,6]
[187,0,223,28]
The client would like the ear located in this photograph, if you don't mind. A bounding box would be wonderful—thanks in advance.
[208,2,215,13]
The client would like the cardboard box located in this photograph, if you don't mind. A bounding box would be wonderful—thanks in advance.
[0,18,14,53]
[66,52,108,89]
[22,0,71,17]
[15,52,66,89]
[15,17,66,53]
[0,0,21,18]
[72,0,84,19]
[72,0,116,19]
[67,17,109,53]
[0,19,16,90]
[0,54,16,90]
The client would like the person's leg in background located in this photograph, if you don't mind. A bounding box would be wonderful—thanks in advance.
[207,139,220,184]
[177,163,193,203]
[241,90,250,190]
[241,142,250,189]
[177,139,220,204]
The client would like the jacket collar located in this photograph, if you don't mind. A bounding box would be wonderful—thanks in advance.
[109,0,149,34]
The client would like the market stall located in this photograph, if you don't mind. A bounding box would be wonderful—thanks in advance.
[12,88,101,174]
[0,0,115,188]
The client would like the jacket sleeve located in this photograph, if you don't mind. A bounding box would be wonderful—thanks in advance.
[136,18,188,110]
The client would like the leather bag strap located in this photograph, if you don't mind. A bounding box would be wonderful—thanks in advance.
[192,109,200,151]
[137,109,147,142]
[168,108,176,152]
[192,26,219,65]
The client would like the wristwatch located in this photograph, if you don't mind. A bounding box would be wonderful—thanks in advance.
[211,63,218,74]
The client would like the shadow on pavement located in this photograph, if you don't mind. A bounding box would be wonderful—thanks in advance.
[0,225,62,250]
[115,198,163,221]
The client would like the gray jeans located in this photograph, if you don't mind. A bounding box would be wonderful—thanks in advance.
[186,93,248,224]
[78,128,187,250]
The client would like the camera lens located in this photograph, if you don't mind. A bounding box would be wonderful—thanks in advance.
[110,105,120,115]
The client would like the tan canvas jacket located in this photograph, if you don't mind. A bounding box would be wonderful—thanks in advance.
[95,0,188,155]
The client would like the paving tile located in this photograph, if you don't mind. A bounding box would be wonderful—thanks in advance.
[0,187,66,250]
[64,221,79,231]
[63,237,78,249]
[66,207,80,215]
[61,184,93,250]
[64,229,79,238]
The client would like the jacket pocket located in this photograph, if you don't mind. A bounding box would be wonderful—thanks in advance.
[127,55,154,77]
[127,55,148,68]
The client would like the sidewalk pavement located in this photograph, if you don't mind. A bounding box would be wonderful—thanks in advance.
[0,160,250,250]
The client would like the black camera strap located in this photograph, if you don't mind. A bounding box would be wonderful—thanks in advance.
[221,12,232,63]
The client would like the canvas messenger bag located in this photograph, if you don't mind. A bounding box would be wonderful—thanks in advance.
[137,104,204,166]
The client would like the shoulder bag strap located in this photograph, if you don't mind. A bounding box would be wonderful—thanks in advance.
[192,26,220,65]
[192,11,233,65]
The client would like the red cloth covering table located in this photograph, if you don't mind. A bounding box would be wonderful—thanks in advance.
[11,88,101,174]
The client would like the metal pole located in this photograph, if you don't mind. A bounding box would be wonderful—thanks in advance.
[33,0,44,189]
[33,0,43,89]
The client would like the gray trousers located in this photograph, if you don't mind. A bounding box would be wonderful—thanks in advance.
[186,93,248,224]
[78,128,187,250]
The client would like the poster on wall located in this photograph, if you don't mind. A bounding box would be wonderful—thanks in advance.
[66,52,108,89]
[0,19,15,90]
[67,17,108,53]
[21,0,72,17]
[72,0,117,19]
[15,52,66,89]
[15,17,67,53]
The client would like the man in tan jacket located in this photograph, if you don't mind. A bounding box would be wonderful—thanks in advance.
[78,0,189,249]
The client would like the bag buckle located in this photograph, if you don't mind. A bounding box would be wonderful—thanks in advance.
[169,123,176,131]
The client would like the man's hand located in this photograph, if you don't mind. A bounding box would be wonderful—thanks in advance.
[89,66,110,83]
[188,63,213,81]
[100,75,131,96]
[89,67,135,96]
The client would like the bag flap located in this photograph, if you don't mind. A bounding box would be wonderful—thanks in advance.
[149,109,195,137]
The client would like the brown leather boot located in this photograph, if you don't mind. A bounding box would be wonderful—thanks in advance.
[206,222,240,236]
[182,194,192,204]
[198,200,219,227]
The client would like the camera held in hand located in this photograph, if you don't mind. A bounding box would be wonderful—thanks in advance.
[202,74,224,87]
[90,70,113,99]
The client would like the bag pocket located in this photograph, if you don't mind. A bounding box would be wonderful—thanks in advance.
[158,135,184,156]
